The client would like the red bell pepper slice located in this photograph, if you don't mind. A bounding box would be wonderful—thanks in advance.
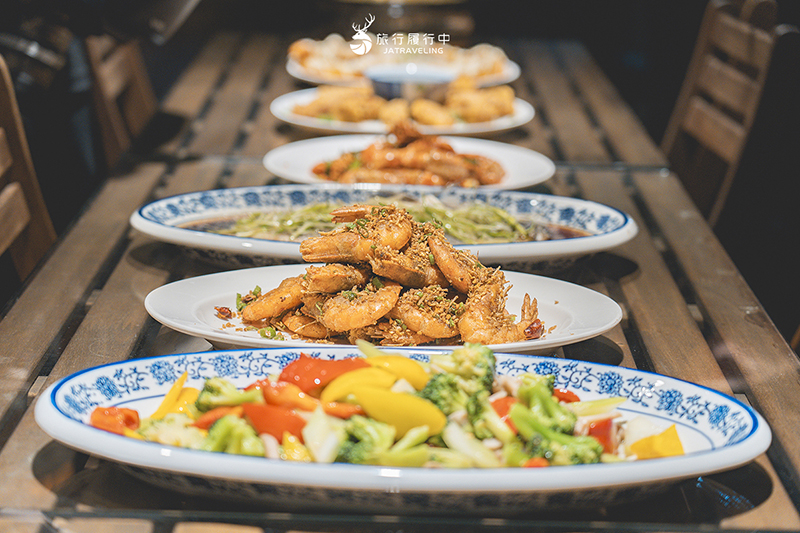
[90,406,140,435]
[278,353,370,395]
[586,417,615,454]
[241,402,307,442]
[552,388,581,403]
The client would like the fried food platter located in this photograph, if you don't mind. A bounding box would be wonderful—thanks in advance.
[270,88,534,135]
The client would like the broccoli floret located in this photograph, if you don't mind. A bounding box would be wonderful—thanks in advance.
[416,372,470,415]
[198,413,265,456]
[137,413,207,448]
[195,377,263,413]
[371,425,432,467]
[509,402,603,465]
[516,373,577,434]
[466,390,516,444]
[336,415,396,465]
[428,343,496,395]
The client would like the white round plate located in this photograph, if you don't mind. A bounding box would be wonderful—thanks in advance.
[129,184,638,270]
[269,88,534,135]
[35,347,771,515]
[263,135,555,190]
[143,264,622,354]
[286,57,521,88]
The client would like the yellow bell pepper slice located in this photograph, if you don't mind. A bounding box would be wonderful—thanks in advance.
[166,387,200,417]
[281,432,312,462]
[319,366,397,404]
[567,397,627,417]
[349,385,446,437]
[149,371,189,419]
[628,424,684,459]
[363,355,430,390]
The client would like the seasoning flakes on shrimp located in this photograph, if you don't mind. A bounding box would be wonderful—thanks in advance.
[230,203,543,347]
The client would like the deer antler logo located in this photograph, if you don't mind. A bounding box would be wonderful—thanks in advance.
[350,13,375,56]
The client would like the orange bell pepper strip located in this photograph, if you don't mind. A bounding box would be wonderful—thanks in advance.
[192,405,244,430]
[247,378,318,411]
[278,353,370,395]
[491,395,519,433]
[322,401,366,419]
[90,406,140,435]
[241,402,307,442]
[523,457,550,468]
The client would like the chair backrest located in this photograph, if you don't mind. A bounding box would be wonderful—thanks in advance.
[0,53,57,281]
[84,35,158,171]
[661,0,779,226]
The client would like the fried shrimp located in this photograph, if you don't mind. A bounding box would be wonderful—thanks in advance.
[457,267,541,344]
[313,122,505,187]
[388,285,461,339]
[241,275,304,322]
[299,205,413,263]
[303,263,370,293]
[282,314,330,339]
[369,222,448,287]
[235,203,544,347]
[320,279,402,332]
[428,235,477,294]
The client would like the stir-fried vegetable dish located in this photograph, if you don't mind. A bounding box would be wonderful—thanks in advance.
[89,343,685,467]
[186,193,590,246]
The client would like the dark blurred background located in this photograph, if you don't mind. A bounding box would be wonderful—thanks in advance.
[2,0,798,344]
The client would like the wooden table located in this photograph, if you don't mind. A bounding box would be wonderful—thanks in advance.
[2,31,800,532]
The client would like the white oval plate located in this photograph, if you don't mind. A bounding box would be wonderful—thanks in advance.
[263,135,555,190]
[35,347,771,515]
[143,264,622,354]
[129,184,638,270]
[286,57,521,88]
[270,88,534,135]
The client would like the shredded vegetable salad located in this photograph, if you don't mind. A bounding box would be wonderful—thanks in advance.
[89,343,684,468]
[187,195,590,245]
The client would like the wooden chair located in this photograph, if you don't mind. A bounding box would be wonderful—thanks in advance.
[83,35,159,171]
[0,53,57,281]
[660,0,780,226]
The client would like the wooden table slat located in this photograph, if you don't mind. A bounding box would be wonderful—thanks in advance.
[0,163,166,425]
[558,42,668,167]
[519,41,612,163]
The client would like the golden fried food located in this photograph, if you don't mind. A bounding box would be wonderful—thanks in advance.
[311,122,505,187]
[237,204,544,346]
[377,98,410,126]
[291,81,517,127]
[409,99,455,126]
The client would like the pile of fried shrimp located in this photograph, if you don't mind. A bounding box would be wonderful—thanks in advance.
[223,204,545,346]
[312,121,505,187]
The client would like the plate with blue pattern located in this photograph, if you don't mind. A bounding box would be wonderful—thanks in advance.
[35,347,771,515]
[129,184,638,270]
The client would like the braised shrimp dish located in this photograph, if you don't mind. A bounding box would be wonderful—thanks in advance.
[224,204,544,346]
[312,122,504,187]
